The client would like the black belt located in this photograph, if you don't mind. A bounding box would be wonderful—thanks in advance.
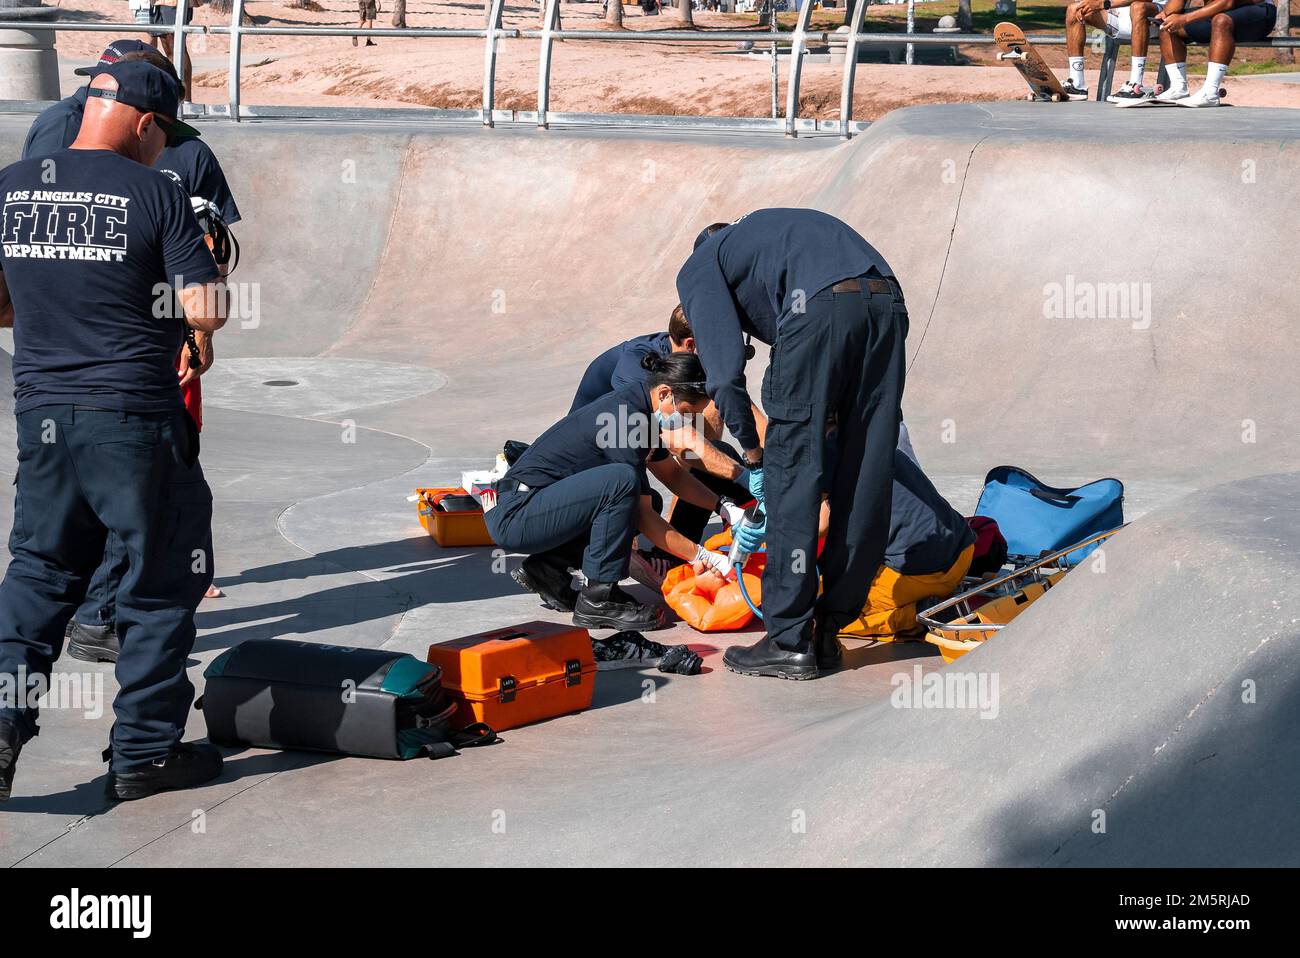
[831,276,897,296]
[494,478,533,496]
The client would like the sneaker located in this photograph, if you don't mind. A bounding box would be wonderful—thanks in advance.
[67,620,120,663]
[352,35,358,47]
[105,741,224,802]
[627,549,674,591]
[1176,88,1220,108]
[512,554,579,613]
[592,630,668,670]
[1155,84,1190,103]
[1108,80,1151,105]
[573,582,665,632]
[1061,80,1089,101]
[0,720,22,803]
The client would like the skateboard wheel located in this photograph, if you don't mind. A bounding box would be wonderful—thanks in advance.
[1218,87,1227,98]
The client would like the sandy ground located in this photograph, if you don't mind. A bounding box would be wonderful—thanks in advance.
[43,0,1300,117]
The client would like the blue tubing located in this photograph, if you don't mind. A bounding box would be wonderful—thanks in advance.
[728,546,766,620]
[726,546,820,622]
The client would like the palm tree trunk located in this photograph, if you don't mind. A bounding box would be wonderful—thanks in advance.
[392,0,406,27]
[606,0,624,26]
[957,0,972,31]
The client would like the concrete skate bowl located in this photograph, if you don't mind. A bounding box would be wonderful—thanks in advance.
[0,102,1296,866]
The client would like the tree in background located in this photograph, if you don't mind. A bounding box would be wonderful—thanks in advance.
[676,0,693,25]
[393,0,407,27]
[957,0,972,31]
[606,0,624,26]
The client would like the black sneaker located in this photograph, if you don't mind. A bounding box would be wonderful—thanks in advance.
[1061,80,1089,101]
[0,720,22,803]
[723,634,819,680]
[512,554,579,612]
[67,620,120,664]
[592,630,667,670]
[627,548,675,590]
[573,583,665,632]
[105,742,224,802]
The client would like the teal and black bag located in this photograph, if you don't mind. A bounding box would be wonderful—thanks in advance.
[198,640,496,760]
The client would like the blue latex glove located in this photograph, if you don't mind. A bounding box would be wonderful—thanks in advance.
[745,465,765,504]
[734,514,767,555]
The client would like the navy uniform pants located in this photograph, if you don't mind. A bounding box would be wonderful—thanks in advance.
[0,406,213,767]
[487,463,641,585]
[75,533,127,627]
[761,274,908,651]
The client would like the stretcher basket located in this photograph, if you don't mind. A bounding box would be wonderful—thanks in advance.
[917,527,1123,664]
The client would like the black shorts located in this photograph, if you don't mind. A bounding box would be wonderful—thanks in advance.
[1183,1,1276,44]
[359,0,377,19]
[151,4,195,25]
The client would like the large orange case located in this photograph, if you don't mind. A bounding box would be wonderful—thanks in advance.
[426,621,596,732]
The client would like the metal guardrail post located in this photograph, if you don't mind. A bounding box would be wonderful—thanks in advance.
[229,0,245,121]
[483,0,505,127]
[838,0,872,139]
[783,0,816,137]
[1097,34,1118,101]
[538,0,561,129]
[172,0,189,99]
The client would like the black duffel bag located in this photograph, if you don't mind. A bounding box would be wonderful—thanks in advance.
[197,640,496,760]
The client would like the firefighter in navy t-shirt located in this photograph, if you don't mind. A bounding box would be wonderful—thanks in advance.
[23,40,244,662]
[0,60,228,803]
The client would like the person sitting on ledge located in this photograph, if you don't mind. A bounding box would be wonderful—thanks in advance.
[1154,0,1278,106]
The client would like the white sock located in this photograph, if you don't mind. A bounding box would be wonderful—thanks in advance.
[1129,57,1146,86]
[1167,62,1188,91]
[1069,57,1085,88]
[1203,61,1228,97]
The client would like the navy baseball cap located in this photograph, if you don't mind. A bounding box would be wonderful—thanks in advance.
[73,39,154,77]
[86,59,200,140]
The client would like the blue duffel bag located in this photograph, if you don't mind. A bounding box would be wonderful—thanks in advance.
[974,466,1123,566]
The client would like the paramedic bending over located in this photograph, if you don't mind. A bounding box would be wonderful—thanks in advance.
[487,353,747,633]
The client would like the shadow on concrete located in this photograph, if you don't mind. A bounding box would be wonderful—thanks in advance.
[986,641,1300,867]
[197,539,521,651]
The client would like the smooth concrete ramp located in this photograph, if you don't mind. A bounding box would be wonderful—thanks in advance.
[0,102,1295,866]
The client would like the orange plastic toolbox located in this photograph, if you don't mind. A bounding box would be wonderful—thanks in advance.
[416,487,494,547]
[426,621,597,731]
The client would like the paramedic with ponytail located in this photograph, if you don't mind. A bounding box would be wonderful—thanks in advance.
[676,209,908,680]
[488,352,745,632]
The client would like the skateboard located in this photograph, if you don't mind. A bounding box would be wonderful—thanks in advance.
[994,22,1067,102]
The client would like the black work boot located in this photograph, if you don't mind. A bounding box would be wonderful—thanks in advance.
[573,582,665,632]
[105,742,224,802]
[815,621,844,672]
[723,633,819,681]
[67,620,120,663]
[0,720,23,803]
[512,554,579,613]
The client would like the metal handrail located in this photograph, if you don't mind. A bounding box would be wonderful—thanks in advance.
[2,14,1292,138]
